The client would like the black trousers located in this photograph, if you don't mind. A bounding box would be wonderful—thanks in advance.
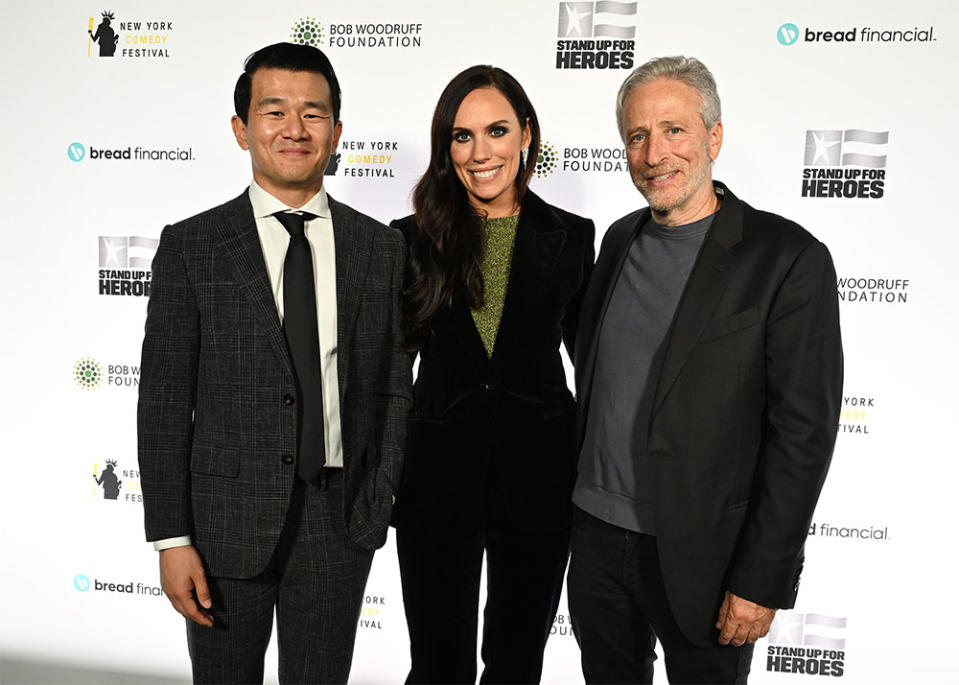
[186,473,374,685]
[568,507,753,684]
[396,523,570,684]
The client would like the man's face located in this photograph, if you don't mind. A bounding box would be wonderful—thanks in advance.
[623,77,723,226]
[231,67,341,202]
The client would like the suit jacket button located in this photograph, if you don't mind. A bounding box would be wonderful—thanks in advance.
[282,454,294,465]
[283,394,295,406]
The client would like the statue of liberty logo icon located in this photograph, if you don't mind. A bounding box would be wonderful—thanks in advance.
[94,460,123,500]
[89,11,119,57]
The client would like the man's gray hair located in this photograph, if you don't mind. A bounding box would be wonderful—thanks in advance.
[616,56,721,141]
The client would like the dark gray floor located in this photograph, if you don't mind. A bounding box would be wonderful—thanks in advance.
[0,656,188,685]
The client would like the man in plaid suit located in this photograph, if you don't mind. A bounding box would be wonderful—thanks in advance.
[137,42,411,683]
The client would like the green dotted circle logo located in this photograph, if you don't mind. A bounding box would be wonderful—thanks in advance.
[535,141,558,178]
[74,357,103,390]
[291,17,324,47]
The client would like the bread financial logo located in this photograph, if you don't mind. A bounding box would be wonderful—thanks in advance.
[68,141,195,162]
[86,10,174,59]
[99,236,157,297]
[556,2,636,69]
[68,142,86,162]
[72,573,163,598]
[777,23,800,46]
[776,22,936,45]
[767,612,846,677]
[808,522,889,542]
[802,129,888,199]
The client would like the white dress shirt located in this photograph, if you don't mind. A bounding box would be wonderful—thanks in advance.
[154,180,343,552]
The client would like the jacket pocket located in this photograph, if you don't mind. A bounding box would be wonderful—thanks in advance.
[190,443,240,477]
[697,308,760,343]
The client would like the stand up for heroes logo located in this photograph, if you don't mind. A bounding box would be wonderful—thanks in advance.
[99,236,157,296]
[767,612,846,677]
[802,129,888,198]
[556,2,636,69]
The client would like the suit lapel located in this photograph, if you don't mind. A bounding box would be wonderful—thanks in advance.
[651,184,744,417]
[216,192,294,378]
[446,292,493,374]
[329,196,373,395]
[441,193,567,375]
[491,193,566,369]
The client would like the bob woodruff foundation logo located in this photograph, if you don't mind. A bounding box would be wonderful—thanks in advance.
[74,358,103,389]
[290,16,422,49]
[534,139,627,178]
[534,141,559,179]
[291,17,325,47]
[73,358,140,390]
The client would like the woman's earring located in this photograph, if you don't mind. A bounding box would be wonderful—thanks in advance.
[521,147,529,167]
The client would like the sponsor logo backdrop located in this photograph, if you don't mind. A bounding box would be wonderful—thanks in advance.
[1,0,956,682]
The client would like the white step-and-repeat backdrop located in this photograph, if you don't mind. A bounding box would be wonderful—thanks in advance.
[2,1,957,682]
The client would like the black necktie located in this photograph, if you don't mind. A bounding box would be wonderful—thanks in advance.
[274,210,325,481]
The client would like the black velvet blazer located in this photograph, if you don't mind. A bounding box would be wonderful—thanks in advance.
[391,191,594,532]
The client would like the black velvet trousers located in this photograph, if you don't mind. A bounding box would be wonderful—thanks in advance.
[396,523,571,684]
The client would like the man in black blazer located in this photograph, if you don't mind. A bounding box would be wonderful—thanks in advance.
[138,43,410,683]
[568,56,842,684]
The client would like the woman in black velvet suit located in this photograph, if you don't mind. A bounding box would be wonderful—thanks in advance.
[391,65,594,684]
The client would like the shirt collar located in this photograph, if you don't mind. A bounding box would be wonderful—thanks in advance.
[248,179,331,220]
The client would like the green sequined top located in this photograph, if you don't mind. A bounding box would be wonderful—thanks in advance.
[471,214,519,357]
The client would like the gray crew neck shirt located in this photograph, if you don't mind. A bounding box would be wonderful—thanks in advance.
[572,211,715,534]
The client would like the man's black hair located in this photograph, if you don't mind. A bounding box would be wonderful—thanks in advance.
[233,42,342,124]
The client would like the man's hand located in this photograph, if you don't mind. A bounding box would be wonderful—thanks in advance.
[715,590,775,646]
[159,545,213,627]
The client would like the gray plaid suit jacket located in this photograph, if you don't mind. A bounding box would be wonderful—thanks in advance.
[138,190,412,579]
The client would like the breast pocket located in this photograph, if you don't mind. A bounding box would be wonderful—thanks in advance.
[697,308,760,343]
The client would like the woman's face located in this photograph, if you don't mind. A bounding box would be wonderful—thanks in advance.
[449,87,531,218]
